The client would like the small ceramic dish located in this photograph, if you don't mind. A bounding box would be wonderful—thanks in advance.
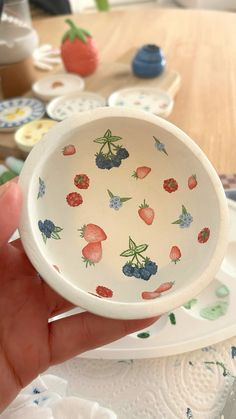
[47,92,106,121]
[108,87,173,117]
[32,73,85,102]
[19,108,228,320]
[0,97,45,132]
[14,119,57,153]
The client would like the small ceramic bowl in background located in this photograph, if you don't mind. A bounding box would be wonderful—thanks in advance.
[15,119,57,153]
[47,92,106,121]
[19,108,229,320]
[32,73,85,102]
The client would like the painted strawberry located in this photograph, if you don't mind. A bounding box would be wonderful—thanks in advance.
[132,166,151,180]
[138,200,155,225]
[96,285,113,298]
[66,192,83,207]
[169,246,181,263]
[142,281,174,299]
[62,144,76,156]
[188,174,198,190]
[61,19,98,77]
[163,178,178,193]
[82,242,102,266]
[198,227,210,243]
[74,174,90,189]
[79,223,107,242]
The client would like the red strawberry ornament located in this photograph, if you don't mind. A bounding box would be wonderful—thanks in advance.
[61,19,99,77]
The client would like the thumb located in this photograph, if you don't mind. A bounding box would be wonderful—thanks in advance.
[0,182,22,248]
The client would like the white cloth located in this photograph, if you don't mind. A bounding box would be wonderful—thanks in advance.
[1,375,117,419]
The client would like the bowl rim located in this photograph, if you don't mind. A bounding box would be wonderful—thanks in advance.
[18,107,229,319]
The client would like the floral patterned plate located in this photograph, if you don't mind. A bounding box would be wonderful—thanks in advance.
[108,87,173,117]
[18,108,228,319]
[46,92,106,121]
[0,97,45,132]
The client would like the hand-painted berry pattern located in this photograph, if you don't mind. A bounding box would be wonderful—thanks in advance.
[74,174,90,189]
[163,178,178,193]
[141,281,174,299]
[153,136,168,155]
[172,205,193,228]
[38,219,63,243]
[66,192,83,207]
[108,189,131,210]
[188,174,198,190]
[79,224,107,242]
[94,129,129,170]
[37,177,45,199]
[169,246,181,263]
[62,144,76,156]
[96,285,113,298]
[198,227,210,243]
[120,236,158,281]
[138,200,155,225]
[82,242,102,267]
[132,166,151,180]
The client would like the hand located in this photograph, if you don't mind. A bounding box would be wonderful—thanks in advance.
[0,181,158,412]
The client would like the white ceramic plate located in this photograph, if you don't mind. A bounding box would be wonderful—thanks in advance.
[47,92,106,121]
[108,87,174,117]
[14,119,57,153]
[0,97,45,132]
[32,73,85,102]
[78,199,236,359]
[19,108,228,320]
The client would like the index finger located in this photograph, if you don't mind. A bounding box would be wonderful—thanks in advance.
[0,182,22,248]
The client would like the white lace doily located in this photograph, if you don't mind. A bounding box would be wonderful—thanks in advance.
[48,336,236,419]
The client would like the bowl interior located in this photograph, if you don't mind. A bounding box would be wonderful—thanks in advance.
[23,113,224,308]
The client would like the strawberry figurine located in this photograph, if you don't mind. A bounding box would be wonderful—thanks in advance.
[61,19,99,77]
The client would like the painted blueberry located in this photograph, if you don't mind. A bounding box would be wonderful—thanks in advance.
[179,212,193,228]
[109,196,123,210]
[144,260,158,275]
[117,148,129,160]
[111,155,122,167]
[155,141,165,152]
[44,220,55,233]
[122,264,134,277]
[133,267,141,278]
[38,220,44,233]
[139,268,152,281]
[104,159,113,170]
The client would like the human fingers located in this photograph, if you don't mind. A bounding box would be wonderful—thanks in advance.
[48,312,160,364]
[0,182,22,248]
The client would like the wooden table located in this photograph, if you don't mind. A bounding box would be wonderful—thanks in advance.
[1,7,236,173]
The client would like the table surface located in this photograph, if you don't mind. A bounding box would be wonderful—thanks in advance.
[1,8,236,172]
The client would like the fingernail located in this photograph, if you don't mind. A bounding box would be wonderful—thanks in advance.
[0,182,10,198]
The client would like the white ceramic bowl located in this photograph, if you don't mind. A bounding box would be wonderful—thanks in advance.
[19,108,229,319]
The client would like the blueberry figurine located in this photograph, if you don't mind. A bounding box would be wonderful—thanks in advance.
[132,44,166,78]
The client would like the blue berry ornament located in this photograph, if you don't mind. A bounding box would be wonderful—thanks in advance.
[132,44,166,78]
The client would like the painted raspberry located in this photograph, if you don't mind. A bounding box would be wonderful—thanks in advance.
[66,192,83,207]
[163,178,178,193]
[198,227,210,243]
[74,174,90,189]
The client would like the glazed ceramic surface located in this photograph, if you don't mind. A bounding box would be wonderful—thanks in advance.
[19,108,228,319]
[108,87,173,117]
[47,92,106,121]
[14,119,57,153]
[32,73,85,102]
[0,98,45,132]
